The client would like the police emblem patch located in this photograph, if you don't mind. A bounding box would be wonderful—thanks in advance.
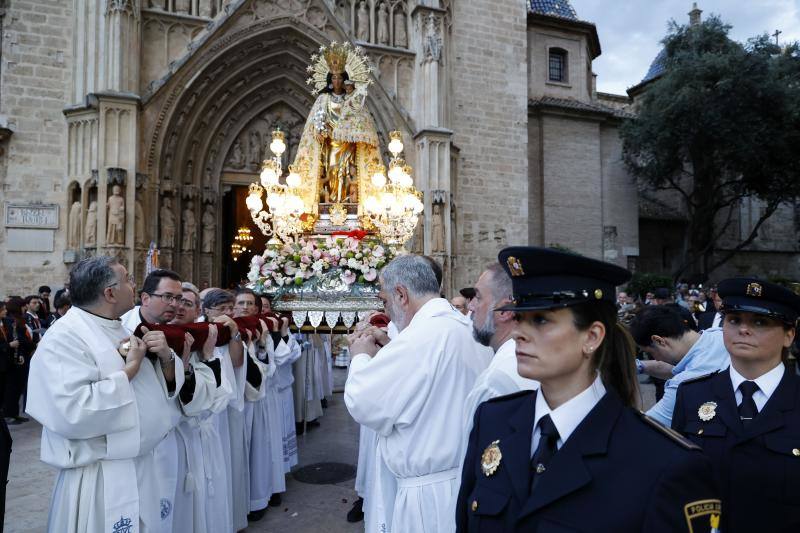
[481,440,502,477]
[746,282,763,297]
[506,256,524,277]
[684,499,721,533]
[697,402,717,422]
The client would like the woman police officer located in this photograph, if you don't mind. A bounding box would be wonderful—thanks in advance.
[456,247,720,532]
[672,278,800,533]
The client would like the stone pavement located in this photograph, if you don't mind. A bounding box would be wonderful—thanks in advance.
[4,369,656,533]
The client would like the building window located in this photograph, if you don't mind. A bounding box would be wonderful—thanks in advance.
[548,48,568,83]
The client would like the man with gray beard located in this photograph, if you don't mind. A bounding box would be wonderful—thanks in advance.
[461,263,538,437]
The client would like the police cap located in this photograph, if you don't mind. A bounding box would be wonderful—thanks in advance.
[717,277,800,326]
[497,246,632,311]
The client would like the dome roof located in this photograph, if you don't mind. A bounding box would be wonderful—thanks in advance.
[641,48,667,84]
[529,0,578,21]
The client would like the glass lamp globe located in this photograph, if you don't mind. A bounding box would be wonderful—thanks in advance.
[260,166,278,187]
[388,131,404,156]
[270,131,286,156]
[286,170,301,188]
[365,195,380,214]
[246,192,263,212]
[266,193,279,209]
[388,163,404,184]
[371,171,387,188]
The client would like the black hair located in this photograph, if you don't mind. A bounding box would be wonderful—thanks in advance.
[322,70,350,94]
[54,293,72,310]
[141,269,181,296]
[235,287,261,312]
[24,295,41,305]
[570,300,639,409]
[422,255,443,288]
[38,285,51,293]
[202,289,235,314]
[630,305,693,347]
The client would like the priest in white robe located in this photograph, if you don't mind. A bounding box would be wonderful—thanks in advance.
[345,255,488,533]
[27,257,185,533]
[462,263,538,437]
[292,334,323,430]
[275,329,302,472]
[169,284,229,533]
[201,289,249,532]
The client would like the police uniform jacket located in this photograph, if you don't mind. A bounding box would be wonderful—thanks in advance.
[456,388,720,533]
[672,368,800,533]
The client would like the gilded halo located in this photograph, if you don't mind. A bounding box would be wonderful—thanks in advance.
[481,440,502,477]
[305,41,373,96]
[697,401,717,422]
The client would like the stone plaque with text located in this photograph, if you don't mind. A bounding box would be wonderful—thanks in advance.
[4,203,59,229]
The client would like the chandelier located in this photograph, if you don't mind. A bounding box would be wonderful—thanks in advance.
[245,129,306,245]
[363,131,424,245]
[231,226,253,262]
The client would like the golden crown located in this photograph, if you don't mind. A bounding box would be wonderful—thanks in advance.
[323,43,348,75]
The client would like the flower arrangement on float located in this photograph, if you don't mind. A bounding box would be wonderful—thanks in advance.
[247,233,399,295]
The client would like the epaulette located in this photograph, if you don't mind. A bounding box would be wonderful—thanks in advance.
[680,370,721,386]
[485,389,534,404]
[637,411,701,451]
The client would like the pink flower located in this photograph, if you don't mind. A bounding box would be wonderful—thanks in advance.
[348,238,360,251]
[263,279,272,287]
[364,268,378,282]
[339,258,347,267]
[373,245,385,258]
[260,264,272,276]
[300,255,312,264]
[312,249,322,260]
[342,270,357,285]
[252,255,265,267]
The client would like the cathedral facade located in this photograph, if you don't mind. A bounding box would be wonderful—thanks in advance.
[0,0,796,296]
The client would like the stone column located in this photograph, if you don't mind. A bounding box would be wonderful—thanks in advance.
[104,0,141,93]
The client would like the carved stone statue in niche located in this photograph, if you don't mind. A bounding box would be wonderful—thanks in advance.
[431,203,445,253]
[85,201,98,247]
[185,160,194,184]
[135,198,146,246]
[394,10,408,47]
[377,3,389,45]
[106,185,125,246]
[175,0,190,14]
[160,197,176,248]
[68,201,82,249]
[148,0,163,10]
[182,205,197,252]
[248,131,261,166]
[411,218,424,254]
[204,168,212,188]
[356,1,369,42]
[201,205,216,254]
[229,139,245,169]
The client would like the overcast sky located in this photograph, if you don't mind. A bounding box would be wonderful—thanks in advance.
[569,0,800,95]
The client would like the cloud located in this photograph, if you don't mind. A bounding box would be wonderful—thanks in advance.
[570,0,800,95]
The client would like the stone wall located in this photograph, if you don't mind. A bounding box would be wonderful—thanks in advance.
[0,0,72,297]
[450,0,529,292]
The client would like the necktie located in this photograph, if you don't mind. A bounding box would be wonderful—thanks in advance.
[530,414,559,492]
[738,380,759,426]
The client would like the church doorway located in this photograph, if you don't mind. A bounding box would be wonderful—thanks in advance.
[220,184,268,289]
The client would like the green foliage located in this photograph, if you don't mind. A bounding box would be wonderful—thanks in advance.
[621,16,800,281]
[625,272,674,300]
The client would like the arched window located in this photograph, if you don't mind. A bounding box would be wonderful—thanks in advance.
[548,48,568,83]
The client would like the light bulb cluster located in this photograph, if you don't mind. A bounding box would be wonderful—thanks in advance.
[362,131,423,245]
[247,129,307,244]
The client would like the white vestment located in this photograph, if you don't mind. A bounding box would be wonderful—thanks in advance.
[247,337,281,511]
[292,335,323,423]
[27,307,184,533]
[224,341,250,532]
[275,335,302,471]
[462,338,538,437]
[119,308,186,533]
[345,298,488,533]
[172,352,226,533]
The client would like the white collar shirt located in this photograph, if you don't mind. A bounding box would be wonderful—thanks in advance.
[729,362,784,412]
[531,373,606,456]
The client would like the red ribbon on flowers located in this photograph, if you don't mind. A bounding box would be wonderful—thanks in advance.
[331,229,369,241]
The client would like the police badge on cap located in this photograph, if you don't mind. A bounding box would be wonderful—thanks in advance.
[717,277,800,326]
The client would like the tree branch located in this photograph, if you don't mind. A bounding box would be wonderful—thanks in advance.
[707,199,782,274]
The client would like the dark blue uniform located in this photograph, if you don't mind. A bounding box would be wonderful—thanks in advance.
[457,389,720,532]
[673,369,800,533]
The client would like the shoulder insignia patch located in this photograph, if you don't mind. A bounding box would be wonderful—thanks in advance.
[680,371,720,386]
[684,499,721,533]
[485,389,534,404]
[637,411,701,450]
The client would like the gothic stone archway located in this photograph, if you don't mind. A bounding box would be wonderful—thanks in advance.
[139,1,413,286]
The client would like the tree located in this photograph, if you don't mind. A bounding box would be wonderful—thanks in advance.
[621,16,800,282]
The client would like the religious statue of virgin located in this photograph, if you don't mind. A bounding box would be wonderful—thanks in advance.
[295,42,382,212]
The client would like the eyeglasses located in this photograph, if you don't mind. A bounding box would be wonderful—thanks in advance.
[148,293,182,304]
[106,274,135,289]
[178,298,196,308]
[207,305,234,313]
